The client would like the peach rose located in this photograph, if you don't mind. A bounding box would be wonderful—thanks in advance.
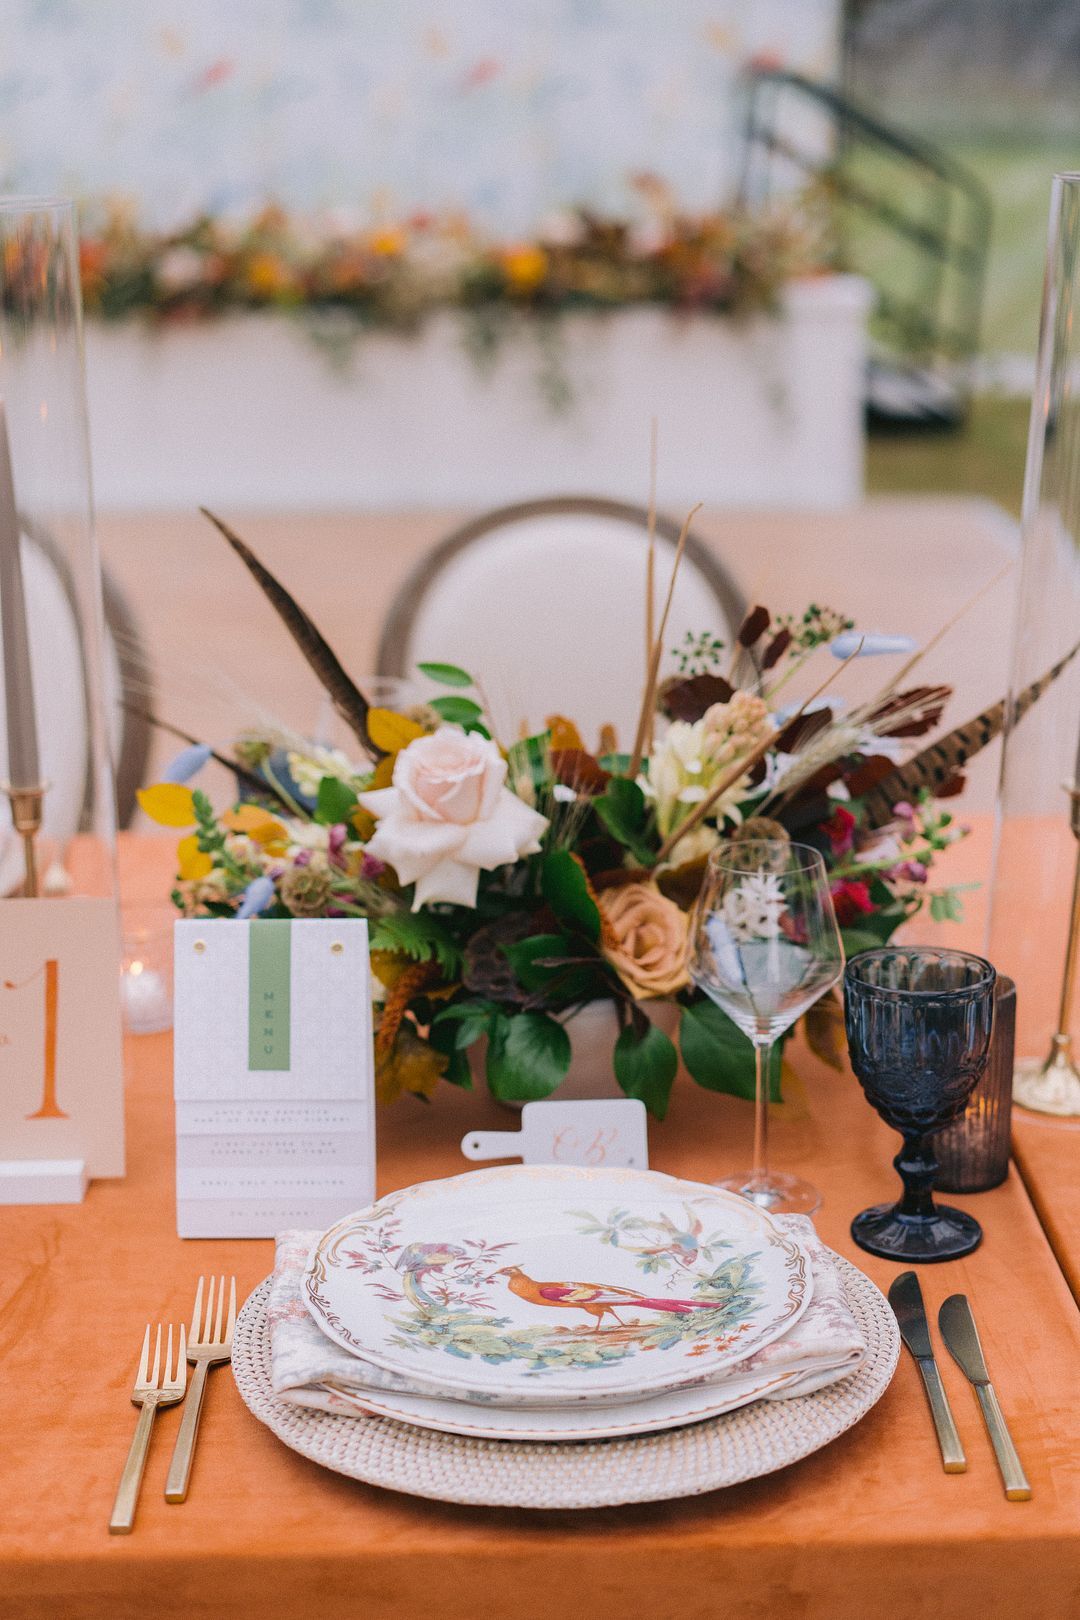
[597,882,690,999]
[359,726,548,909]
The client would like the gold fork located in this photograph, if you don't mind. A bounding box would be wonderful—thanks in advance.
[165,1275,236,1504]
[109,1323,187,1534]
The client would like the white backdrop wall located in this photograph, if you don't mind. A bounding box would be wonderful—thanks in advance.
[2,1,840,230]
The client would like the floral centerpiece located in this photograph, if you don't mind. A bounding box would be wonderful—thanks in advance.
[139,511,1074,1116]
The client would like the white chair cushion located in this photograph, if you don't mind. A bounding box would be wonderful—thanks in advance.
[403,512,736,751]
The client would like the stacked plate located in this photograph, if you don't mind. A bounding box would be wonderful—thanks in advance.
[291,1164,848,1442]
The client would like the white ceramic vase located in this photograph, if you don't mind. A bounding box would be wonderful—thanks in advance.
[473,998,680,1108]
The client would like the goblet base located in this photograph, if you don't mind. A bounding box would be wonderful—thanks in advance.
[851,1201,982,1263]
[715,1171,822,1216]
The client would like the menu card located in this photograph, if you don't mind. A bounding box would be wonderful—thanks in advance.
[173,917,375,1238]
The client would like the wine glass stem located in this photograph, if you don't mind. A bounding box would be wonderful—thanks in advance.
[896,1132,938,1218]
[749,1039,772,1192]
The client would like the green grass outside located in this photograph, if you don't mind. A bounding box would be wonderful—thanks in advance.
[865,395,1031,516]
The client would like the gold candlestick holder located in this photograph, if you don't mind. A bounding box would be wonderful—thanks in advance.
[3,783,47,899]
[1013,783,1080,1116]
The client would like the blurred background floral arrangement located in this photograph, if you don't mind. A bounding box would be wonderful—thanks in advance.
[62,188,824,357]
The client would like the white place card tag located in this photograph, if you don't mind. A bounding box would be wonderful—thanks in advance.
[173,917,375,1238]
[461,1098,649,1169]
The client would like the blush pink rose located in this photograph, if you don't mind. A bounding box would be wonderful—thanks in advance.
[359,726,548,909]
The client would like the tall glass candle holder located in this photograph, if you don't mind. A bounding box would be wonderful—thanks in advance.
[932,977,1016,1193]
[0,198,124,1199]
[988,174,1080,1116]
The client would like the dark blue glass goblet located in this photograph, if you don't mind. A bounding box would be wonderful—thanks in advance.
[844,948,996,1262]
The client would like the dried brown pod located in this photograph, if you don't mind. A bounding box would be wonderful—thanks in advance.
[658,672,735,723]
[731,817,791,845]
[737,604,771,647]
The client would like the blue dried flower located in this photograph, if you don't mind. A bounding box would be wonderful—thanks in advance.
[160,743,213,783]
[237,875,275,919]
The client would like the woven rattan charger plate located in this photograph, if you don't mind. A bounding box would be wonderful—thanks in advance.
[232,1257,899,1509]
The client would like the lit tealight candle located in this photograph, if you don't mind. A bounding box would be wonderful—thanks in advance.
[120,960,173,1035]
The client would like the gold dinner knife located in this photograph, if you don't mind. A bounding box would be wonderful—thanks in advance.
[938,1294,1031,1501]
[888,1271,965,1472]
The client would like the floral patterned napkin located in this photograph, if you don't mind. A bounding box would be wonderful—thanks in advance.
[266,1215,867,1418]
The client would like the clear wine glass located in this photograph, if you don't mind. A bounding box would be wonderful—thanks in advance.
[689,839,845,1214]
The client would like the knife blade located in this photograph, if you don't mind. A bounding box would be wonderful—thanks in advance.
[888,1271,965,1472]
[939,1294,1031,1501]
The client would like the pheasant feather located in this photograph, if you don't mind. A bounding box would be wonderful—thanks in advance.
[860,641,1079,828]
[200,507,378,758]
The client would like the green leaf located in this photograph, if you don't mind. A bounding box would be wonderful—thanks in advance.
[839,926,888,957]
[314,775,359,826]
[502,933,607,1003]
[614,1020,678,1119]
[429,695,484,727]
[503,932,573,991]
[594,777,655,866]
[929,889,965,924]
[540,850,601,941]
[431,999,496,1050]
[486,1011,571,1102]
[427,1017,476,1086]
[679,998,780,1102]
[368,911,463,975]
[417,661,474,688]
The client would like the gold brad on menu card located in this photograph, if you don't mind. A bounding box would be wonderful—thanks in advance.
[0,197,124,1204]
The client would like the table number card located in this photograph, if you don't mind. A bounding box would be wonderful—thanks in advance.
[0,897,124,1202]
[173,917,376,1238]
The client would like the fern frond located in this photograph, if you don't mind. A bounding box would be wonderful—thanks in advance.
[368,911,463,976]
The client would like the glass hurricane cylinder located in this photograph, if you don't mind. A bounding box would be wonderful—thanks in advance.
[0,197,117,896]
[988,173,1080,1115]
[0,198,124,1196]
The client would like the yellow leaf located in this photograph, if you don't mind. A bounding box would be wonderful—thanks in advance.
[351,806,376,842]
[177,834,212,881]
[374,1023,447,1104]
[137,783,197,827]
[369,753,396,791]
[370,949,412,991]
[368,707,424,754]
[545,714,584,752]
[222,804,288,845]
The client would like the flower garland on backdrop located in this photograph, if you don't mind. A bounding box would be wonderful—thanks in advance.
[136,509,1077,1117]
[55,181,828,402]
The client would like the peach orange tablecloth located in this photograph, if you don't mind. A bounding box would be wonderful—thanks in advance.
[3,840,1080,1620]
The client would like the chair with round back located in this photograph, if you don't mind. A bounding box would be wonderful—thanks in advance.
[0,522,152,892]
[376,496,746,750]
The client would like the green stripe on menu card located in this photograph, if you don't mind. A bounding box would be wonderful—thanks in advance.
[248,920,292,1071]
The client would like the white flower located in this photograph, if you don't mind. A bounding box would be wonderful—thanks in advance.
[721,872,786,942]
[645,692,769,838]
[359,726,549,909]
[285,820,331,854]
[288,746,358,800]
[156,247,208,292]
[656,822,720,872]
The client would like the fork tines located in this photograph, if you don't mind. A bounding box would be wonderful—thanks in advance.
[190,1275,237,1347]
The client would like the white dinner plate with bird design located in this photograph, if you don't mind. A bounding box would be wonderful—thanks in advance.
[318,1363,805,1440]
[303,1165,813,1407]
